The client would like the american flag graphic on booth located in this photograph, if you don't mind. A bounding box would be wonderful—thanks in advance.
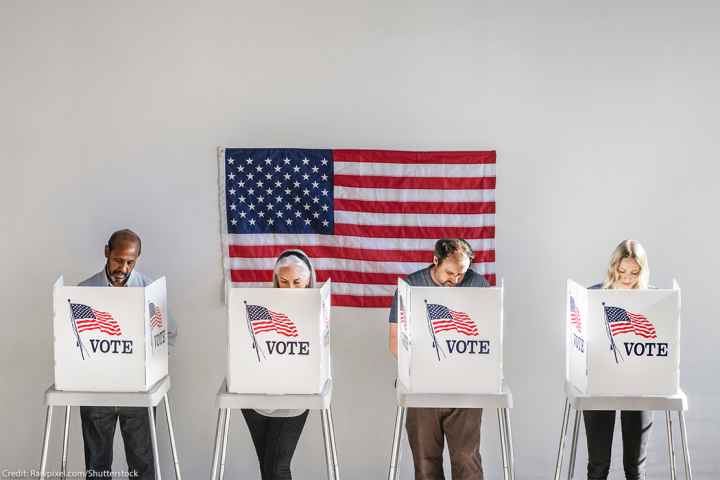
[220,148,496,308]
[70,302,122,336]
[149,302,163,330]
[246,304,299,337]
[569,296,582,334]
[426,303,479,336]
[604,305,657,340]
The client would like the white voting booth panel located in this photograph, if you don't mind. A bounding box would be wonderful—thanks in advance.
[227,280,331,394]
[52,276,169,392]
[566,279,681,396]
[397,279,503,394]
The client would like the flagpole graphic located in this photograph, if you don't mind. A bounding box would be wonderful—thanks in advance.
[243,300,264,363]
[424,299,444,361]
[67,299,90,360]
[602,302,623,364]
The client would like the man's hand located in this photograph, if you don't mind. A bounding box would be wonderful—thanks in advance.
[389,323,398,358]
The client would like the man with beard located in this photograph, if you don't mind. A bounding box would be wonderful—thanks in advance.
[388,238,489,480]
[78,229,176,480]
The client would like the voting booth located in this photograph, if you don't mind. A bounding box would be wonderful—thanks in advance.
[566,279,681,396]
[396,279,503,394]
[227,280,332,395]
[52,276,169,392]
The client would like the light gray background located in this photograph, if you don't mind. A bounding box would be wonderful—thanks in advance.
[1,1,719,478]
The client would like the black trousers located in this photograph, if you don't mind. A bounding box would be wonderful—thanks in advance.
[583,410,653,480]
[80,406,156,479]
[241,409,309,480]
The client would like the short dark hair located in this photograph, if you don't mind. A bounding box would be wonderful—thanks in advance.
[107,229,142,255]
[433,238,474,264]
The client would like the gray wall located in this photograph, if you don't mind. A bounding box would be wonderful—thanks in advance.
[1,1,719,478]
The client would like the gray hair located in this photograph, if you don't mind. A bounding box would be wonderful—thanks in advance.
[272,251,315,288]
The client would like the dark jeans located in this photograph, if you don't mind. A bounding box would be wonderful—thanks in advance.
[241,409,309,480]
[583,410,653,480]
[80,406,155,480]
[405,407,484,480]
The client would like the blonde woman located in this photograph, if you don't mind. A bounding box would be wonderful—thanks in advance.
[241,249,315,480]
[584,240,652,480]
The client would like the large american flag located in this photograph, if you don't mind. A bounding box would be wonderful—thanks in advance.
[246,304,299,337]
[70,302,122,336]
[569,296,582,334]
[426,303,479,336]
[219,148,496,308]
[604,305,657,340]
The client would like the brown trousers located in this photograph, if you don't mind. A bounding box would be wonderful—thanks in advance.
[406,407,484,480]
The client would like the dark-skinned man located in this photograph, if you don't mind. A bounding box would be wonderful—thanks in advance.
[79,229,176,480]
[389,238,489,480]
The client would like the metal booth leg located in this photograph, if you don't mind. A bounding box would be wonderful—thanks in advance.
[678,411,693,480]
[61,406,71,479]
[498,409,510,480]
[320,409,335,480]
[502,408,515,480]
[39,406,53,480]
[666,410,677,480]
[210,409,226,480]
[553,398,571,480]
[388,406,406,480]
[163,394,182,480]
[566,409,581,480]
[218,409,231,480]
[327,406,340,479]
[148,407,162,480]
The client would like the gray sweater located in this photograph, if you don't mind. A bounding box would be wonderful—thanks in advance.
[388,266,489,324]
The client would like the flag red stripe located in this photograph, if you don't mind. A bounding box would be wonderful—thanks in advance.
[253,326,276,334]
[610,325,634,335]
[433,326,456,334]
[316,270,409,285]
[333,199,496,215]
[228,245,495,263]
[334,224,495,239]
[76,319,121,330]
[332,295,392,308]
[76,324,122,335]
[334,175,495,190]
[333,150,496,165]
[76,325,121,333]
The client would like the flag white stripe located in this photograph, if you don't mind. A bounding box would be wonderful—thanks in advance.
[334,211,495,227]
[334,186,496,202]
[334,162,496,178]
[231,282,397,296]
[227,257,496,275]
[226,234,495,251]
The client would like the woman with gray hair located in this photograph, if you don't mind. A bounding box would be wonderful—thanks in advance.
[241,249,316,480]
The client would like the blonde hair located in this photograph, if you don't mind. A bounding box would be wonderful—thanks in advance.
[272,249,316,288]
[602,240,649,289]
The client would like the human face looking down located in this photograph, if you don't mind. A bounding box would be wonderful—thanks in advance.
[613,257,641,290]
[104,240,140,287]
[430,252,471,287]
[276,263,310,289]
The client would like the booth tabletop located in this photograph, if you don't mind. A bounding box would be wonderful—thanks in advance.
[44,376,171,407]
[216,378,333,410]
[564,382,688,411]
[396,382,513,409]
